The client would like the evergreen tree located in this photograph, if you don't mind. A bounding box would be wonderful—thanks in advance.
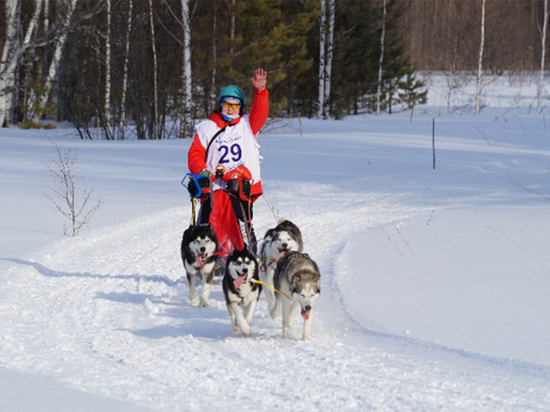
[329,0,407,118]
[398,67,428,122]
[331,0,381,118]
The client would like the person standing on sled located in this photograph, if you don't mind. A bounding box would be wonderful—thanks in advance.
[187,68,269,256]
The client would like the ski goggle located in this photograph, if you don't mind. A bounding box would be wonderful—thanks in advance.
[222,101,241,111]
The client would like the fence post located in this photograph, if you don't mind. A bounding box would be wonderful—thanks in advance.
[432,118,436,170]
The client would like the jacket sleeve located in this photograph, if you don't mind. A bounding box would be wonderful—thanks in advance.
[188,133,207,174]
[248,88,269,136]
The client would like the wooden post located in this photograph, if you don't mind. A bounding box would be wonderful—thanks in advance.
[432,118,436,170]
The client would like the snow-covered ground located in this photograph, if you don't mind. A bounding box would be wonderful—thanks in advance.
[1,77,550,411]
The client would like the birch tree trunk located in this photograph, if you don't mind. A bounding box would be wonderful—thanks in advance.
[1,0,43,126]
[104,0,112,129]
[317,0,326,119]
[180,0,193,138]
[41,0,50,89]
[322,0,335,119]
[148,0,159,139]
[538,0,548,113]
[1,0,20,127]
[18,0,45,122]
[1,0,19,126]
[118,0,133,140]
[376,0,387,116]
[475,0,486,115]
[33,0,77,122]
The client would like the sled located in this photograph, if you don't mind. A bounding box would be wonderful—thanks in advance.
[182,166,256,261]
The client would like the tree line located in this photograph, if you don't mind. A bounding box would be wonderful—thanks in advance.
[0,0,548,139]
[401,0,548,73]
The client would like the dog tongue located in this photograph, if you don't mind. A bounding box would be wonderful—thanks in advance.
[301,308,310,320]
[233,274,247,290]
[196,254,205,268]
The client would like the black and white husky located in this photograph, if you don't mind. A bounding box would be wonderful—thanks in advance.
[259,219,303,312]
[181,224,219,307]
[222,247,262,336]
[271,251,321,341]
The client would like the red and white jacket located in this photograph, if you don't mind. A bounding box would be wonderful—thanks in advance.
[188,88,269,200]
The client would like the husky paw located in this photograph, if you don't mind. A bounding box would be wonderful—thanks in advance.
[232,326,240,334]
[241,325,252,336]
[190,296,200,306]
[199,299,209,308]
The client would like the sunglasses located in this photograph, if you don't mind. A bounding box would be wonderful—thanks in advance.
[222,101,241,111]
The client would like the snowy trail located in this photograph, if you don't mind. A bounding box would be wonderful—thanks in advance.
[1,186,549,411]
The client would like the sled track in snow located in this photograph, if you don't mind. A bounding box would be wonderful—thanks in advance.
[1,191,550,411]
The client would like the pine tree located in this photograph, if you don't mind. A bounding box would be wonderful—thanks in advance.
[398,68,428,122]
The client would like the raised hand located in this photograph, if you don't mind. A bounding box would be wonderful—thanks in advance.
[250,68,267,92]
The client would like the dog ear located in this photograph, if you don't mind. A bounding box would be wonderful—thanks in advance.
[204,223,218,242]
[264,228,275,239]
[183,225,192,237]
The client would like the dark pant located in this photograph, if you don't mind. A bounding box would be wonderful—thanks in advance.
[198,192,257,253]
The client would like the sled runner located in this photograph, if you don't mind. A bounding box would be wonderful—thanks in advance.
[182,165,256,262]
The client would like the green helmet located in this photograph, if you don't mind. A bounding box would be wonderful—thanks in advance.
[218,85,245,109]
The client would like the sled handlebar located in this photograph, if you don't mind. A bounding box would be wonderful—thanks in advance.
[182,173,207,198]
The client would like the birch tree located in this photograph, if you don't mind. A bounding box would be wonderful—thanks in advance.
[1,0,43,126]
[118,0,133,139]
[318,0,335,119]
[148,0,159,139]
[104,0,112,128]
[180,0,193,138]
[376,0,386,116]
[33,0,78,122]
[475,0,486,115]
[538,0,548,113]
[0,0,20,127]
[323,0,335,118]
[317,0,326,118]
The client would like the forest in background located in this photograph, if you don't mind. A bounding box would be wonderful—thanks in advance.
[0,0,548,139]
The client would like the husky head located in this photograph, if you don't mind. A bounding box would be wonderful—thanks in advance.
[226,247,258,290]
[182,224,218,267]
[262,220,303,261]
[291,271,321,320]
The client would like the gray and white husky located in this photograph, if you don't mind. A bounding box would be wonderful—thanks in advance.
[271,251,321,341]
[222,247,262,336]
[181,224,219,307]
[259,219,303,312]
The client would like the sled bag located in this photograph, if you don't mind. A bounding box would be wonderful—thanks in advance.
[198,190,251,254]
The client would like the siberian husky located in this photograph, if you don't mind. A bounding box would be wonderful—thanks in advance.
[222,247,262,336]
[259,219,303,312]
[271,251,321,340]
[181,224,219,307]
